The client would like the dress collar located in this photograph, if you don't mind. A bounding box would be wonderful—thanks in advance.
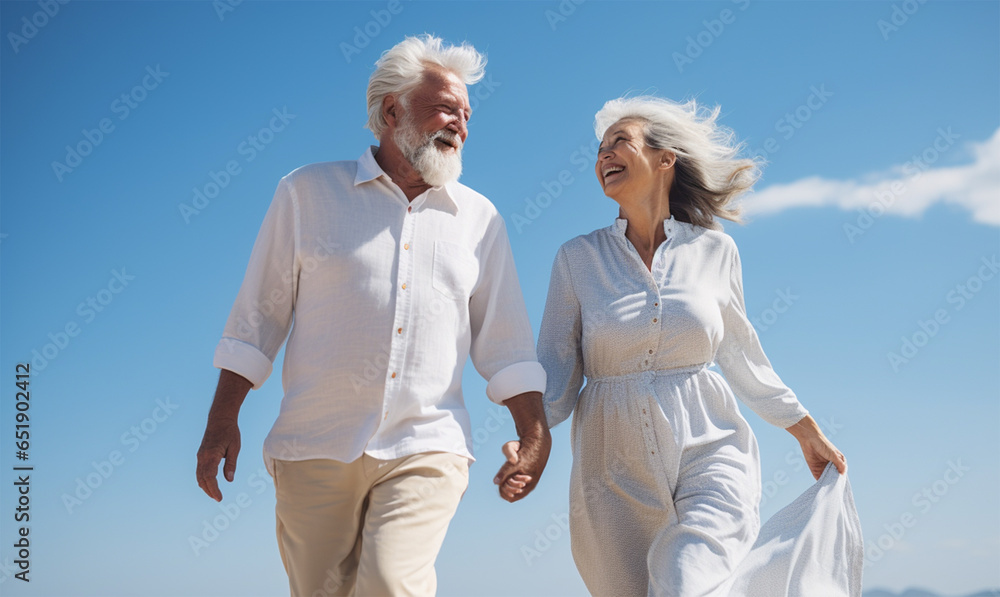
[613,214,679,239]
[354,145,458,209]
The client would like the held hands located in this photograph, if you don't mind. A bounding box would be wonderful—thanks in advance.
[786,415,847,480]
[494,391,552,503]
[493,434,550,503]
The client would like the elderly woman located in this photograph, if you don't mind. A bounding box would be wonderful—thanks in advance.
[510,97,863,596]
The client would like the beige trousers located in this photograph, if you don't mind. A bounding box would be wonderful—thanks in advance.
[273,452,470,597]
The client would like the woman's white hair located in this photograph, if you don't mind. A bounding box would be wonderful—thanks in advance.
[366,34,486,138]
[594,96,762,230]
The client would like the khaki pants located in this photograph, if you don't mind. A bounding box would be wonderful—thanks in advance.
[273,452,470,597]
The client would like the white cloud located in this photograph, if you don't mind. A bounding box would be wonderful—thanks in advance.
[740,127,1000,226]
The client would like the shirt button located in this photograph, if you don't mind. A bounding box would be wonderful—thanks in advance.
[653,318,658,323]
[407,206,412,213]
[654,302,659,307]
[648,349,653,354]
[397,327,403,334]
[391,372,397,379]
[404,243,410,250]
[384,412,388,420]
[401,283,407,290]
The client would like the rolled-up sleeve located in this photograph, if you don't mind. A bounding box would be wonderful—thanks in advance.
[469,216,546,404]
[537,246,584,429]
[213,177,299,390]
[716,241,808,429]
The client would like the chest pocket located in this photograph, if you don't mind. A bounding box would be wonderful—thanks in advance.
[432,240,479,300]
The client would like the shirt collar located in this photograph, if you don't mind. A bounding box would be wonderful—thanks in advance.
[355,145,459,210]
[354,145,383,186]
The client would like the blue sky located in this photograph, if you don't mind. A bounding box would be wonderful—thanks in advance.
[1,1,997,595]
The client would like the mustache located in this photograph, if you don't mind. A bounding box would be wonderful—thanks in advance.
[430,129,463,150]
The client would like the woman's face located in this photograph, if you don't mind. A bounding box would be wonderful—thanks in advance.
[595,119,672,200]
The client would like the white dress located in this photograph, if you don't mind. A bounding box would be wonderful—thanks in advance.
[538,216,864,597]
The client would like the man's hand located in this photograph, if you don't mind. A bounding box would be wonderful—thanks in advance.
[493,391,551,503]
[197,417,242,501]
[493,438,548,502]
[196,369,253,501]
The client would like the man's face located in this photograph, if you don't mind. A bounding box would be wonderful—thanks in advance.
[392,68,472,187]
[401,67,471,149]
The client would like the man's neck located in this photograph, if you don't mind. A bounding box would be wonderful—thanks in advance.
[373,145,430,202]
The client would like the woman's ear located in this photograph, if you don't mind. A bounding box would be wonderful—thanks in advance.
[659,150,677,170]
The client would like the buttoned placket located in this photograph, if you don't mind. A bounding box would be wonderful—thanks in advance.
[380,192,425,425]
[645,219,679,499]
[647,228,673,368]
[613,218,676,479]
[638,263,662,457]
[615,219,672,372]
[638,384,660,456]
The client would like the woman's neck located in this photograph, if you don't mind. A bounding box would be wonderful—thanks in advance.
[617,192,671,270]
[620,189,670,247]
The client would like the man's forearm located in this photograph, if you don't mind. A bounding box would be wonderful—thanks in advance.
[207,369,254,422]
[503,391,549,441]
[496,390,551,501]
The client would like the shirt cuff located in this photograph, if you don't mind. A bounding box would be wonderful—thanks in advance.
[485,361,547,405]
[213,337,273,390]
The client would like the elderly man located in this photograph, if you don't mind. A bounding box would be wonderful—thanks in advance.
[196,35,550,596]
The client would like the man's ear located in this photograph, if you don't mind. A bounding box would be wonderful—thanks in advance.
[382,95,399,130]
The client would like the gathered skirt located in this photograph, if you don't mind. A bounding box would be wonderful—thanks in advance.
[567,365,863,597]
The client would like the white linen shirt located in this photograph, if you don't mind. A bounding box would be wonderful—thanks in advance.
[213,147,546,474]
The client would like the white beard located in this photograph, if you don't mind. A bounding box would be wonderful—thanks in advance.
[393,116,463,187]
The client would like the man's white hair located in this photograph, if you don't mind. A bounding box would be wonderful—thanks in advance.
[366,34,486,138]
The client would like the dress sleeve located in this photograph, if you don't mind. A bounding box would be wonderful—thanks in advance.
[537,245,585,429]
[213,176,299,390]
[716,241,808,429]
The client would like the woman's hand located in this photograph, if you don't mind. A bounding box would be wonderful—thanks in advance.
[786,415,847,480]
[494,440,541,502]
